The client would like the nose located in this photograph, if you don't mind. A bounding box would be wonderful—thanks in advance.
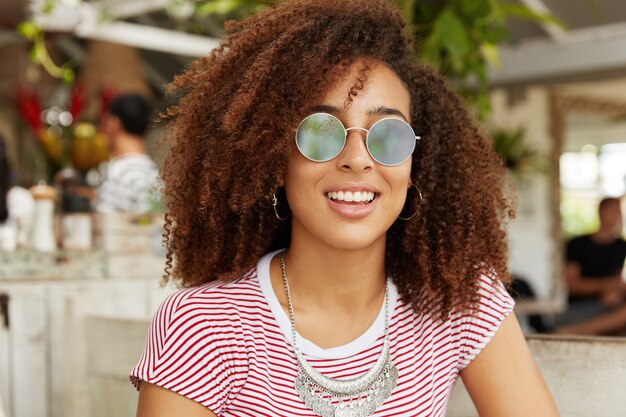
[335,128,373,173]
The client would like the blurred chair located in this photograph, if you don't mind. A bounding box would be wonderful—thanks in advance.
[509,275,553,333]
[447,335,626,417]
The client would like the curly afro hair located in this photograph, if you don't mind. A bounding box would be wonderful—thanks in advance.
[160,0,514,317]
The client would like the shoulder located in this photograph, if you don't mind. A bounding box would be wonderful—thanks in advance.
[413,273,515,334]
[131,269,263,413]
[566,235,590,256]
[107,155,158,178]
[616,238,626,257]
[451,274,515,368]
[568,235,590,246]
[404,273,514,371]
[158,268,266,326]
[455,274,514,321]
[139,268,266,376]
[413,273,514,323]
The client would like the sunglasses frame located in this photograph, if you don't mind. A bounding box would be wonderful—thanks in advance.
[295,112,421,166]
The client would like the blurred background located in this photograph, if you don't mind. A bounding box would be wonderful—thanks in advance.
[0,1,625,417]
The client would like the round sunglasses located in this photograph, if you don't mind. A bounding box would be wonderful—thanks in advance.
[295,112,420,166]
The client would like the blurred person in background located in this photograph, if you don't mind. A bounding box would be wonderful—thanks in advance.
[0,135,34,251]
[0,137,9,226]
[95,93,158,214]
[557,197,626,335]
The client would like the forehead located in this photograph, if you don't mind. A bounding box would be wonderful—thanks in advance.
[319,60,410,115]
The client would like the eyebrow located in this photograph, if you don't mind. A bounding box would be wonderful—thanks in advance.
[309,105,408,122]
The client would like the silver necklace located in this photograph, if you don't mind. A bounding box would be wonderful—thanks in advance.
[280,254,398,417]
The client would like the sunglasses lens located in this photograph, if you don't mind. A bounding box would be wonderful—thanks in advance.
[367,119,416,165]
[296,113,345,162]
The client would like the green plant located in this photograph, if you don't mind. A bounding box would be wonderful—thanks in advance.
[18,0,560,117]
[404,1,562,118]
[490,126,545,180]
[17,20,75,84]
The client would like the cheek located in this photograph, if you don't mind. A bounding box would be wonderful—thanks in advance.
[393,160,413,190]
[383,163,412,209]
[399,164,413,203]
[284,155,324,207]
[285,154,312,189]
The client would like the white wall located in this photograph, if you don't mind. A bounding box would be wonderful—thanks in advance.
[489,87,556,298]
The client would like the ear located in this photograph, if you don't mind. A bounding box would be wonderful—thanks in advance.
[105,115,122,134]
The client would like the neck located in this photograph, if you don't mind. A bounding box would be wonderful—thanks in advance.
[112,133,146,157]
[277,227,387,314]
[592,228,618,243]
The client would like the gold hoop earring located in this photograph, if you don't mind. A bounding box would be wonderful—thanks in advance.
[272,192,290,221]
[398,184,423,221]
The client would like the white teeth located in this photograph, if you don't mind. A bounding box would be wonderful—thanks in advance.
[327,190,376,203]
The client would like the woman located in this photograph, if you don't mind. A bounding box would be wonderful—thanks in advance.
[131,1,559,416]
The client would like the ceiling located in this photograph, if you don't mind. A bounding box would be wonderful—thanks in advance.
[508,0,626,40]
[494,0,626,85]
[3,0,626,89]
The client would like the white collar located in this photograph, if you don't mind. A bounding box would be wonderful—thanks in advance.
[256,249,398,359]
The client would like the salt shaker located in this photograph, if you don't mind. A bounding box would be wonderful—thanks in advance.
[30,184,57,252]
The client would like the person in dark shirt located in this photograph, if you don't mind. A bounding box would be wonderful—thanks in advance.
[557,197,626,335]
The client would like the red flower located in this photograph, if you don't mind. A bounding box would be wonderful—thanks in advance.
[69,82,85,119]
[14,87,42,131]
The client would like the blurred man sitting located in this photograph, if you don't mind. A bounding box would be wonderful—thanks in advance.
[557,197,626,335]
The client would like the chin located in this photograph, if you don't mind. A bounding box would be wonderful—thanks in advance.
[290,211,395,252]
[329,238,382,251]
[315,223,389,251]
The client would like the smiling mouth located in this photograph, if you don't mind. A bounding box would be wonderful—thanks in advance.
[325,191,377,204]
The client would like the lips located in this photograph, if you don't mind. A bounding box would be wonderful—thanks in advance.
[324,185,380,219]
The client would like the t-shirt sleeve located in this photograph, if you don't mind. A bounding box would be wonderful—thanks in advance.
[129,289,245,414]
[457,275,515,370]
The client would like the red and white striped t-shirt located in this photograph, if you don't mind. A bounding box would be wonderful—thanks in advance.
[130,250,514,416]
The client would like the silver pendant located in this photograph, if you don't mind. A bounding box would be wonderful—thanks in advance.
[294,363,398,417]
